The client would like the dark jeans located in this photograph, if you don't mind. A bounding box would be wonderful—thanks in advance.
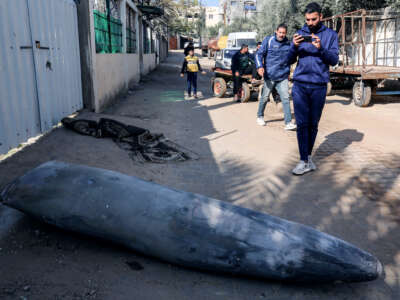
[187,72,197,96]
[233,65,257,95]
[292,81,327,161]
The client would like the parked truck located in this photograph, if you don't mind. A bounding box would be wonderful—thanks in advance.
[226,32,258,52]
[201,36,228,58]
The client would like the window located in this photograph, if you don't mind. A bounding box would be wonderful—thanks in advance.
[237,39,257,47]
[223,49,236,59]
[209,14,213,19]
[143,24,152,54]
[126,5,136,53]
[93,0,123,53]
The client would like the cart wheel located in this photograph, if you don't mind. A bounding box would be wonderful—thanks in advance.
[326,81,333,96]
[213,77,227,97]
[352,81,372,107]
[240,82,251,102]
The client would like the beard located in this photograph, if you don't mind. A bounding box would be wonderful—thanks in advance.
[308,21,321,33]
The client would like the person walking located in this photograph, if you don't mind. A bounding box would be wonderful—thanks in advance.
[180,49,205,99]
[287,2,339,175]
[231,44,257,102]
[256,24,296,130]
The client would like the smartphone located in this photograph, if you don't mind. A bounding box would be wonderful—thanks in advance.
[302,35,313,43]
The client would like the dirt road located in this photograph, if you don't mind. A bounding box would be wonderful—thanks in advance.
[1,50,399,299]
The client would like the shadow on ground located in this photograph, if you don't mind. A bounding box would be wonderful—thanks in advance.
[0,52,399,299]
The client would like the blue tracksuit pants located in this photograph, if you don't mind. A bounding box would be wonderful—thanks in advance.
[187,72,197,96]
[292,81,327,161]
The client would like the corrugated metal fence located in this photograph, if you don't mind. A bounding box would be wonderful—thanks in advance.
[0,0,83,155]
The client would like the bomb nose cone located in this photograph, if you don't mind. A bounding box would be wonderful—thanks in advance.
[345,251,383,282]
[376,260,384,278]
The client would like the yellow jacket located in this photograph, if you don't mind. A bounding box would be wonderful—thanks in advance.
[181,55,202,73]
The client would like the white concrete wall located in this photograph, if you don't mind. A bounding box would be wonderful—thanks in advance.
[142,53,156,75]
[206,7,223,28]
[94,54,140,112]
[87,0,162,112]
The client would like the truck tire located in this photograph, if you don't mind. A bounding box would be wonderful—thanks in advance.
[213,77,227,97]
[240,82,251,103]
[353,81,372,107]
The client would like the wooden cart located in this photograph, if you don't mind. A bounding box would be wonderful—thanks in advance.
[323,9,400,106]
[211,67,264,102]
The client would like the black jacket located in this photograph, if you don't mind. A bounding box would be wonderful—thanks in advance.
[231,51,254,74]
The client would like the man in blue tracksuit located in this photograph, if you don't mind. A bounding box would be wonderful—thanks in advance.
[256,24,296,130]
[287,2,339,175]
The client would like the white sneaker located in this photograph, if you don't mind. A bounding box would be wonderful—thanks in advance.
[308,155,316,171]
[284,122,297,131]
[292,160,312,175]
[257,117,266,126]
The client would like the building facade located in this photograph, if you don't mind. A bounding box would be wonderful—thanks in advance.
[77,0,168,112]
[220,0,258,25]
[205,6,223,28]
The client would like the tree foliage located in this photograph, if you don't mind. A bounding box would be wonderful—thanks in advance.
[207,22,223,37]
[219,0,400,40]
[162,0,205,37]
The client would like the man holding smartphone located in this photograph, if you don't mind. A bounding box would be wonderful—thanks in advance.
[287,2,339,175]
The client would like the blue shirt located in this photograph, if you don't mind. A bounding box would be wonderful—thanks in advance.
[287,24,339,84]
[256,35,291,81]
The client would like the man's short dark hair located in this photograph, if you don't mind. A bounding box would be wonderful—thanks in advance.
[257,42,262,46]
[240,44,248,50]
[304,2,322,14]
[276,23,287,31]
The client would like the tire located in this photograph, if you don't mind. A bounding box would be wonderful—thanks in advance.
[352,81,372,107]
[326,81,333,96]
[213,77,227,97]
[240,82,251,103]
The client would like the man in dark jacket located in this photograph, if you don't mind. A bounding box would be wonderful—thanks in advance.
[231,44,257,102]
[256,24,296,130]
[287,2,339,175]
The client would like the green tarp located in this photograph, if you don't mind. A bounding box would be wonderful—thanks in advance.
[94,10,122,53]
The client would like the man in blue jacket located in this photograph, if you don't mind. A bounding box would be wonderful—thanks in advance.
[256,24,296,130]
[287,2,339,175]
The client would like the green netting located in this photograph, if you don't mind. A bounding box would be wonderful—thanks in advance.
[94,10,122,53]
[126,27,137,53]
[144,35,150,54]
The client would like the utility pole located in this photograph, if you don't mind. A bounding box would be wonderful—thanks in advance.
[223,2,227,26]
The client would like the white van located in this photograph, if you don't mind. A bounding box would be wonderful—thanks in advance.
[227,32,258,50]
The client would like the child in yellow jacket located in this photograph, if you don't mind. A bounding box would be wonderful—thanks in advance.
[180,49,206,99]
